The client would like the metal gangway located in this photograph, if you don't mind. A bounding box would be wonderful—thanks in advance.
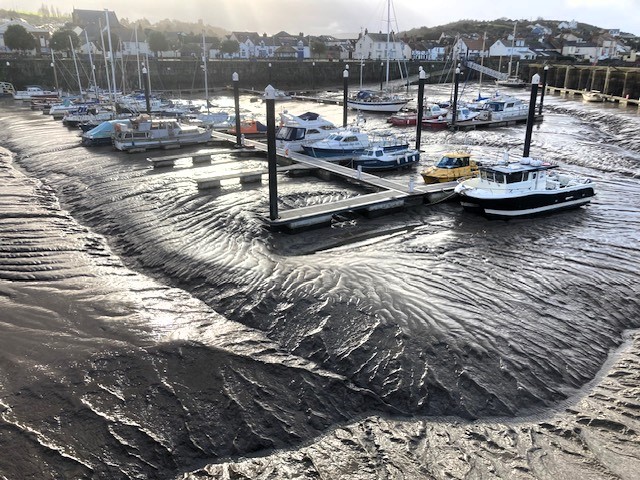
[463,60,509,81]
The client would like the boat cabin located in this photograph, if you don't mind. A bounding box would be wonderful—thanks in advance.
[478,159,556,191]
[277,126,306,141]
[484,99,520,112]
[435,152,473,168]
[114,116,181,140]
[323,132,367,146]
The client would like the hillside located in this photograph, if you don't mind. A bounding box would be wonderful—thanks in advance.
[403,18,604,40]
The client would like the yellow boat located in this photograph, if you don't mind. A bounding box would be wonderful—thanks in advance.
[421,151,478,184]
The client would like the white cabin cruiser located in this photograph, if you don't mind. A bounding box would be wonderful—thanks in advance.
[455,155,595,219]
[276,111,340,153]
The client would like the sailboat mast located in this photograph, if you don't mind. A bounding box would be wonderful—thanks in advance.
[85,30,98,97]
[202,30,209,113]
[135,25,142,91]
[120,39,126,94]
[478,31,486,99]
[99,19,113,104]
[50,49,59,93]
[508,21,516,77]
[105,9,118,98]
[384,0,391,87]
[69,36,83,97]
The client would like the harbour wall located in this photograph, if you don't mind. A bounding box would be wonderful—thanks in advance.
[2,57,640,100]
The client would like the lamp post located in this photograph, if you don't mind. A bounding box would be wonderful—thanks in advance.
[142,63,151,114]
[264,85,279,220]
[451,65,461,126]
[380,61,384,91]
[232,72,242,147]
[342,68,349,127]
[538,65,549,115]
[5,61,10,84]
[415,66,426,151]
[312,61,315,91]
[523,73,541,158]
[268,62,272,84]
[51,61,59,93]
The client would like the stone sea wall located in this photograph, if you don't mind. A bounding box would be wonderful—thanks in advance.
[2,57,640,99]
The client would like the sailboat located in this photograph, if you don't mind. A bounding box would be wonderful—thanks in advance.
[495,22,526,88]
[347,0,410,113]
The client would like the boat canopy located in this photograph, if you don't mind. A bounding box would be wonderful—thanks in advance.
[435,154,471,168]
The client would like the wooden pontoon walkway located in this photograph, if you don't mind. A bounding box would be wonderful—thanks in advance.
[546,86,640,106]
[204,131,457,231]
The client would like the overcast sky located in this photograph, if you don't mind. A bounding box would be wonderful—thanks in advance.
[10,0,640,36]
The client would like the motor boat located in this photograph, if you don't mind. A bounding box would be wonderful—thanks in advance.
[301,129,408,160]
[112,115,212,153]
[454,155,595,218]
[276,111,340,153]
[349,146,420,171]
[421,151,478,184]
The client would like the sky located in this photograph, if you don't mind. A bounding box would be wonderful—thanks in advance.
[7,0,640,37]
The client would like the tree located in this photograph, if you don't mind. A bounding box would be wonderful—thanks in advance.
[311,40,327,58]
[220,39,239,57]
[208,36,221,50]
[49,29,79,54]
[101,32,120,53]
[147,30,169,57]
[180,43,201,57]
[3,24,36,53]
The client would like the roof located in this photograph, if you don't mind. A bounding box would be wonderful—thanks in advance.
[459,37,486,51]
[366,32,402,44]
[0,18,49,34]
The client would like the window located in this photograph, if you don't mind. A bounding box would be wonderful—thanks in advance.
[506,172,523,183]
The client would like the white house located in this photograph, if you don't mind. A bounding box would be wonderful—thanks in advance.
[410,41,445,61]
[452,37,487,60]
[558,20,578,30]
[561,41,599,62]
[489,37,536,60]
[354,29,410,61]
[0,18,50,54]
[596,34,622,60]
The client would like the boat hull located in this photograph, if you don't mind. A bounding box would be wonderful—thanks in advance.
[422,119,448,130]
[458,185,595,218]
[351,151,420,171]
[347,99,408,113]
[421,166,478,184]
[582,92,605,102]
[302,143,408,159]
[113,133,212,152]
[81,136,114,147]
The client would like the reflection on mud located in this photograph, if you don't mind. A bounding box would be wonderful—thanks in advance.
[1,90,639,478]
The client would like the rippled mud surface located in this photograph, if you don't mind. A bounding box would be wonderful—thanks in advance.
[0,87,639,479]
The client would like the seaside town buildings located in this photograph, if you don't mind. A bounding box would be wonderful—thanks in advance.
[0,9,638,65]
